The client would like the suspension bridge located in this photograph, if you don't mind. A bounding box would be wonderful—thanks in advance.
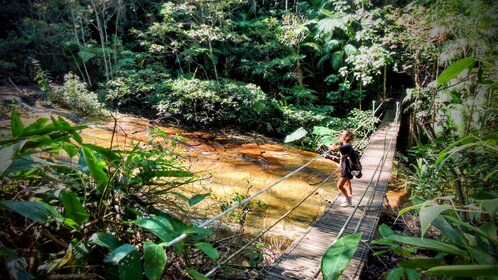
[166,100,401,279]
[265,103,400,279]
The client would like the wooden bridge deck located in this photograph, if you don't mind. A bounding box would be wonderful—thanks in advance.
[265,108,400,280]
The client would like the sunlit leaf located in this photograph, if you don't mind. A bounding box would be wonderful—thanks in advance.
[321,233,362,280]
[437,57,475,86]
[143,242,166,280]
[10,111,24,138]
[189,193,210,206]
[284,127,308,143]
[194,242,219,260]
[183,226,213,236]
[132,216,177,242]
[427,264,498,277]
[419,205,451,238]
[60,190,89,226]
[90,232,122,250]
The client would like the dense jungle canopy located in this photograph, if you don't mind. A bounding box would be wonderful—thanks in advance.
[0,0,497,279]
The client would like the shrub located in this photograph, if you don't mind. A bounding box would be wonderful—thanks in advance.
[51,72,106,116]
[155,77,269,127]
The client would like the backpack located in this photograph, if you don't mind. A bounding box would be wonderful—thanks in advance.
[347,151,362,179]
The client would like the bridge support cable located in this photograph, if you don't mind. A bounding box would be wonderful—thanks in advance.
[205,173,335,277]
[310,122,398,279]
[263,102,400,279]
[166,151,330,248]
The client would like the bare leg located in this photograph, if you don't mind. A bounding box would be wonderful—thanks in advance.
[337,177,351,198]
[344,179,352,197]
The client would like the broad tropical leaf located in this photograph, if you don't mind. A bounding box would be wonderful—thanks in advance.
[60,190,89,226]
[89,232,122,250]
[437,57,475,86]
[194,242,219,260]
[104,244,142,280]
[0,200,54,223]
[284,127,308,143]
[427,264,498,277]
[321,233,362,280]
[81,146,109,193]
[143,242,167,280]
[419,205,451,238]
[132,216,177,242]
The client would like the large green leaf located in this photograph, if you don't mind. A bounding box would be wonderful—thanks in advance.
[321,233,362,280]
[419,205,452,238]
[386,267,404,280]
[60,190,89,226]
[3,155,56,175]
[479,198,498,219]
[143,242,166,280]
[193,242,219,260]
[385,233,467,257]
[427,264,498,277]
[0,142,23,175]
[405,268,420,280]
[104,244,142,280]
[398,258,445,269]
[10,111,24,138]
[185,268,209,280]
[437,57,475,86]
[431,216,464,245]
[189,193,210,206]
[89,232,122,250]
[284,127,308,143]
[132,216,177,242]
[0,200,54,223]
[81,146,109,193]
[183,226,213,236]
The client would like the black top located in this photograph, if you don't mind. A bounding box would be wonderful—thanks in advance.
[338,142,358,179]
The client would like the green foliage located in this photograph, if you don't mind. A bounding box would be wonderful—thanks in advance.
[104,61,171,108]
[155,77,269,128]
[0,112,220,279]
[321,233,363,280]
[373,196,498,279]
[50,72,106,116]
[284,108,378,153]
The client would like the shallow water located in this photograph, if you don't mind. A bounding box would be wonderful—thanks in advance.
[0,101,340,241]
[81,116,340,239]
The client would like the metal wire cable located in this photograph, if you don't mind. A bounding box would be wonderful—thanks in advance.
[166,151,329,248]
[165,99,392,277]
[205,173,335,277]
[311,104,401,279]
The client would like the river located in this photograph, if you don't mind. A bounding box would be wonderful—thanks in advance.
[0,87,340,249]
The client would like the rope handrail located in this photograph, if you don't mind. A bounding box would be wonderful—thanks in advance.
[166,100,400,277]
[205,173,335,277]
[311,105,400,279]
[166,151,329,248]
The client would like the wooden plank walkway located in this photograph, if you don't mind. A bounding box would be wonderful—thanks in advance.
[265,106,400,280]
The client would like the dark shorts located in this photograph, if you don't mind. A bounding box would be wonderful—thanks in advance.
[340,157,353,179]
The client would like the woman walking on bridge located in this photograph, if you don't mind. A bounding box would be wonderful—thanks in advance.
[329,130,358,207]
